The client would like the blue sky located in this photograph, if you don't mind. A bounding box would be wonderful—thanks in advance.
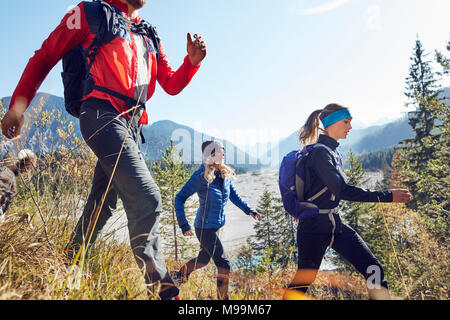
[1,0,449,146]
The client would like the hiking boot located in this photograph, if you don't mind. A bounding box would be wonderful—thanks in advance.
[368,287,391,300]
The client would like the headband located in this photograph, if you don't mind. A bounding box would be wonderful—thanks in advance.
[321,109,352,128]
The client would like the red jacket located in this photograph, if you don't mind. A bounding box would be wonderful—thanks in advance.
[10,0,200,125]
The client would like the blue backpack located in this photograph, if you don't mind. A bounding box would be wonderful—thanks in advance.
[279,143,339,220]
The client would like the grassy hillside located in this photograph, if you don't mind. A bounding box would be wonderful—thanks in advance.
[0,101,447,301]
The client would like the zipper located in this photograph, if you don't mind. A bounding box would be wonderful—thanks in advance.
[130,28,138,97]
[220,177,225,221]
[201,182,210,228]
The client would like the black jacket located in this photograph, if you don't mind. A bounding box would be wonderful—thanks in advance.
[304,134,393,210]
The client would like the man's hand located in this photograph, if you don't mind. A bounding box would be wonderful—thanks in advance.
[1,98,27,139]
[391,189,412,203]
[184,230,194,237]
[187,33,206,66]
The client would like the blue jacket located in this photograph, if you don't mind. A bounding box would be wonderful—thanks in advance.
[175,165,255,233]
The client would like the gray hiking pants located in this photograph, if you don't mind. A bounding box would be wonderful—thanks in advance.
[65,98,178,299]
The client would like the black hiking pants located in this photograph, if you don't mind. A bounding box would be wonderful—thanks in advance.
[179,227,231,300]
[289,213,388,293]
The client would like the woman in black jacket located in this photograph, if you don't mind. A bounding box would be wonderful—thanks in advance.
[283,103,411,300]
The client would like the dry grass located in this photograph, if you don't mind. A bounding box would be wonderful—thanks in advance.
[1,179,448,300]
[374,203,449,300]
[0,100,447,300]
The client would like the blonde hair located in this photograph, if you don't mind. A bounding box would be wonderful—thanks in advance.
[204,163,236,184]
[202,141,235,184]
[298,103,349,146]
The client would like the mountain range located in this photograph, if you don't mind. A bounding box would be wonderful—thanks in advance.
[256,86,450,166]
[2,89,448,169]
[0,93,261,170]
[263,115,414,163]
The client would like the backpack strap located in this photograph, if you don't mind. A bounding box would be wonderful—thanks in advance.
[294,152,304,200]
[308,186,328,202]
[300,143,341,203]
[132,21,161,61]
[83,0,160,109]
[92,0,161,60]
[92,85,140,108]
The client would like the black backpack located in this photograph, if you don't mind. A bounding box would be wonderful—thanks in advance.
[61,0,160,118]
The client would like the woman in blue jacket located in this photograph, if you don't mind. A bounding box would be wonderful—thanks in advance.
[284,103,411,300]
[172,140,261,300]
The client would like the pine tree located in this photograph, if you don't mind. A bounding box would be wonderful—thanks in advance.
[250,189,281,254]
[272,195,297,264]
[235,243,256,273]
[250,189,296,267]
[339,151,374,235]
[435,38,450,77]
[396,37,449,239]
[152,140,197,261]
[399,37,442,209]
[410,97,449,238]
[402,37,440,159]
[376,161,393,190]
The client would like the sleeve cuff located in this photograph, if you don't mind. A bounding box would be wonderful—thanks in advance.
[246,208,256,215]
[184,55,201,70]
[181,225,192,234]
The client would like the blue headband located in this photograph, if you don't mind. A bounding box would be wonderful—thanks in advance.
[321,109,352,128]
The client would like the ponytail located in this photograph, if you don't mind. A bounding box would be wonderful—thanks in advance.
[298,109,323,146]
[298,103,349,147]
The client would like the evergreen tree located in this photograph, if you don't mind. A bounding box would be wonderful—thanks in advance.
[402,37,440,163]
[250,189,296,267]
[407,97,449,238]
[399,37,442,209]
[235,243,256,273]
[272,195,297,264]
[435,38,450,77]
[396,37,449,239]
[358,148,395,172]
[152,140,197,261]
[376,161,393,190]
[250,189,281,254]
[339,151,374,235]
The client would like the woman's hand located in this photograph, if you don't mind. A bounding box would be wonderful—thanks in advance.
[250,212,261,221]
[184,230,194,237]
[391,189,412,203]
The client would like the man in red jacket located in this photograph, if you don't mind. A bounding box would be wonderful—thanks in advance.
[1,0,206,300]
